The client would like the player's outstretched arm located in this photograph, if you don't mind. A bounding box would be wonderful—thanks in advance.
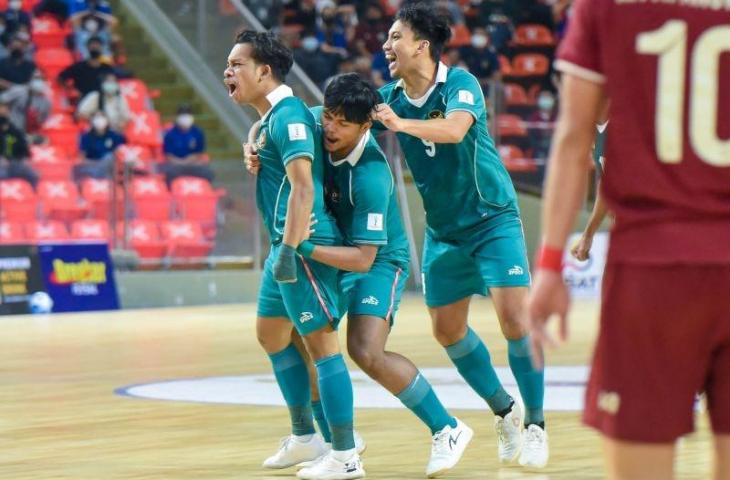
[373,103,473,144]
[571,184,610,261]
[527,74,605,364]
[273,158,314,282]
[299,243,378,273]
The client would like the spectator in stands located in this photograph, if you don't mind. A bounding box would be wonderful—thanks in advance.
[69,0,116,59]
[486,13,514,52]
[0,102,38,187]
[282,0,317,33]
[315,1,349,60]
[2,0,31,38]
[527,90,557,160]
[351,2,388,56]
[0,17,10,60]
[0,72,51,143]
[58,36,115,98]
[370,50,392,87]
[159,104,214,186]
[33,0,71,26]
[75,111,125,180]
[0,34,36,92]
[76,72,130,132]
[247,0,281,30]
[459,26,500,93]
[294,35,340,89]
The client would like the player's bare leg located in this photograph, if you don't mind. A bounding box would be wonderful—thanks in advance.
[603,438,675,480]
[347,314,471,477]
[429,297,522,464]
[714,434,730,480]
[257,317,328,469]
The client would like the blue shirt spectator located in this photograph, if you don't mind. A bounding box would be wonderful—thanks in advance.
[163,123,205,159]
[80,124,125,160]
[68,0,112,17]
[3,0,31,37]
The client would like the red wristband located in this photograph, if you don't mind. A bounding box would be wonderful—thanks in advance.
[536,244,564,273]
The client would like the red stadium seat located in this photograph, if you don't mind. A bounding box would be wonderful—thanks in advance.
[513,24,555,47]
[511,53,550,77]
[125,111,162,148]
[120,220,167,259]
[115,145,154,173]
[498,145,537,172]
[26,221,71,243]
[497,114,528,137]
[448,24,472,47]
[119,79,154,113]
[34,48,75,80]
[499,55,512,75]
[0,222,26,244]
[30,145,74,180]
[38,180,89,222]
[161,220,213,259]
[503,83,532,107]
[79,178,124,219]
[41,114,80,158]
[71,219,110,242]
[0,179,37,221]
[170,177,224,235]
[130,177,171,221]
[31,16,70,49]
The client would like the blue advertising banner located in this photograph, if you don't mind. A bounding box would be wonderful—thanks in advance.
[37,242,120,312]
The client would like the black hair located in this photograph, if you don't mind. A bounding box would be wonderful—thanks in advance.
[234,30,294,83]
[324,73,379,125]
[395,2,452,62]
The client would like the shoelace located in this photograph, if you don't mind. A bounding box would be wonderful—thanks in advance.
[431,429,451,454]
[495,419,507,445]
[277,436,294,454]
[524,427,543,447]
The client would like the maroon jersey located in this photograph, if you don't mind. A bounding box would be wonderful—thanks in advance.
[557,0,730,264]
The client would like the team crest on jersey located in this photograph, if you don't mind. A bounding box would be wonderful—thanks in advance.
[255,130,267,150]
[328,185,341,204]
[428,110,445,119]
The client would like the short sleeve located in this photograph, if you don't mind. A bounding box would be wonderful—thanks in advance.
[444,70,484,121]
[350,159,392,245]
[555,0,606,84]
[269,102,315,166]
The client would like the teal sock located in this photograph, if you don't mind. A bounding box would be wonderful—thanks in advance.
[311,400,331,443]
[446,327,513,413]
[315,354,354,451]
[508,336,545,425]
[396,372,457,434]
[268,344,315,436]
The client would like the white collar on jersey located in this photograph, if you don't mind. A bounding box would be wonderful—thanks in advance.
[396,62,448,108]
[262,84,294,121]
[597,121,609,133]
[329,130,371,167]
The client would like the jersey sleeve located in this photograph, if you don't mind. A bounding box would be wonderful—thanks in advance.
[350,158,392,246]
[444,70,485,121]
[269,102,316,166]
[555,0,606,84]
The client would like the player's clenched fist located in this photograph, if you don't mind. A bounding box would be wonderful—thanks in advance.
[242,142,260,175]
[273,244,297,283]
[372,103,404,132]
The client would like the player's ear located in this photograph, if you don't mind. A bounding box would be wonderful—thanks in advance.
[362,118,373,131]
[257,64,271,82]
[417,40,430,56]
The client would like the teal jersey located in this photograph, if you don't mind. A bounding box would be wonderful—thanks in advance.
[593,123,607,176]
[254,90,338,245]
[378,64,518,239]
[310,106,410,269]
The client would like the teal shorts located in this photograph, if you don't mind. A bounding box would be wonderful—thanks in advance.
[422,213,530,307]
[339,261,408,325]
[257,244,342,335]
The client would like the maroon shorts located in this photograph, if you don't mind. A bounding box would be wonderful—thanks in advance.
[583,264,730,443]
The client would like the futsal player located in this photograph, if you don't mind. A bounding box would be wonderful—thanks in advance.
[372,3,548,468]
[527,1,730,478]
[225,30,364,479]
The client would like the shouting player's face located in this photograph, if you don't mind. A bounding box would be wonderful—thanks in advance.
[224,43,265,105]
[321,109,369,159]
[383,20,426,79]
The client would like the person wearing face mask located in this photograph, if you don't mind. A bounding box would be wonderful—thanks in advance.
[315,2,349,59]
[159,104,213,187]
[2,0,31,38]
[0,101,38,188]
[0,34,36,91]
[293,35,340,89]
[459,27,500,93]
[75,111,125,180]
[0,73,51,142]
[69,0,116,59]
[58,36,115,98]
[77,72,130,132]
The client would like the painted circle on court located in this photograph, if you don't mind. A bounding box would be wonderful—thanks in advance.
[116,366,589,412]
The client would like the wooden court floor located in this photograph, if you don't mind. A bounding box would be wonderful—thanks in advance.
[0,296,713,479]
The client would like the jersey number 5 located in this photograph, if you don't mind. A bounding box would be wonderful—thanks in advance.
[637,21,730,166]
[422,139,436,157]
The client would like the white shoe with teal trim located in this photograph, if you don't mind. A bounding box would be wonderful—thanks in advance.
[425,418,474,478]
[262,433,328,469]
[495,401,524,463]
[518,424,549,468]
[296,450,365,480]
[296,430,367,470]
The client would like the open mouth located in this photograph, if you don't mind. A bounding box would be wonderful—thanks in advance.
[226,82,237,97]
[325,136,338,147]
[385,53,397,70]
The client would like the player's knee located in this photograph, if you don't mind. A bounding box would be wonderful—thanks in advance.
[431,321,467,346]
[348,342,384,375]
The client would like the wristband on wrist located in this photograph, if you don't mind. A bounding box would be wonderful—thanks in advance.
[536,244,564,272]
[297,240,316,258]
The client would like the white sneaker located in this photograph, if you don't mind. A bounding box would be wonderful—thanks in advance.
[519,424,549,468]
[425,418,473,478]
[495,401,523,463]
[296,430,367,470]
[297,450,365,480]
[262,434,328,469]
